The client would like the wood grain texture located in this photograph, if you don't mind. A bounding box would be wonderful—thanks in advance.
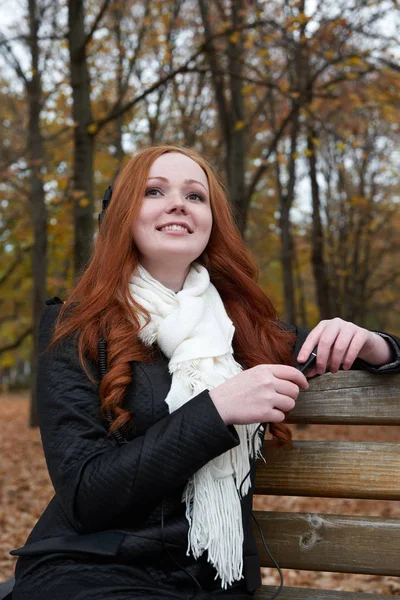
[255,441,400,499]
[256,586,400,600]
[286,371,400,425]
[252,511,400,575]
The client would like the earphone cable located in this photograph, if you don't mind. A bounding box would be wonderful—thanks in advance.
[237,423,284,600]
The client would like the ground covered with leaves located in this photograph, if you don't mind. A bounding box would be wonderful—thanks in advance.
[1,393,399,594]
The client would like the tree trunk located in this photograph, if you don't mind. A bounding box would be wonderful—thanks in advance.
[27,0,47,427]
[307,128,332,319]
[68,0,95,277]
[198,0,247,234]
[276,109,300,324]
[294,242,308,329]
[113,1,125,174]
[225,0,246,233]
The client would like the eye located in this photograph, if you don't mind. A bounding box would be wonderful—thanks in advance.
[187,192,204,202]
[145,187,162,196]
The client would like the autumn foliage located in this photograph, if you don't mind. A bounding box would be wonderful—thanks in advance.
[0,0,399,387]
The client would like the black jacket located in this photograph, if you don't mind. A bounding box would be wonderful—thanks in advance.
[12,303,400,592]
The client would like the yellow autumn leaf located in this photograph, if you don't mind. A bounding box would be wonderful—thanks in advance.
[234,121,245,131]
[303,148,313,157]
[277,153,286,164]
[79,198,90,208]
[292,152,300,160]
[71,190,85,199]
[325,50,335,60]
[347,56,362,66]
[87,123,98,135]
[296,12,309,25]
[1,352,14,368]
[242,85,254,95]
[218,21,230,33]
[229,32,240,43]
[336,142,346,151]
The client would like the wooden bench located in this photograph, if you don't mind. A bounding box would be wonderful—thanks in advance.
[254,370,400,600]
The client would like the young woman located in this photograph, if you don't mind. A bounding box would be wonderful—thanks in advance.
[11,146,400,599]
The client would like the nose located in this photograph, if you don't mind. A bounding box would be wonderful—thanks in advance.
[166,192,188,214]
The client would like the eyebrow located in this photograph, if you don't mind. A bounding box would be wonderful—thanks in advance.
[148,176,208,193]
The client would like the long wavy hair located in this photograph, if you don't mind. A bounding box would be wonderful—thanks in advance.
[50,144,295,443]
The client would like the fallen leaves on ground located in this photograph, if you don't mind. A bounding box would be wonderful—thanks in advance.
[1,393,399,594]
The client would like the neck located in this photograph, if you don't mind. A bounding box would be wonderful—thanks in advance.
[139,259,190,292]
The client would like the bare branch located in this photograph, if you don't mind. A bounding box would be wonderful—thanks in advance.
[0,37,28,84]
[83,0,113,49]
[0,327,32,354]
[245,102,299,201]
[0,255,22,287]
[94,17,282,131]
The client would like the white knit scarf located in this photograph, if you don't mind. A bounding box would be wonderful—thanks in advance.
[129,262,262,588]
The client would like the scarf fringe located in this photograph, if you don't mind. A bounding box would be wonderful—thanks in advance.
[169,359,210,395]
[184,469,244,589]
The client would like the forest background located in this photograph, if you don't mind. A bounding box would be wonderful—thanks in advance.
[0,0,400,422]
[1,0,400,593]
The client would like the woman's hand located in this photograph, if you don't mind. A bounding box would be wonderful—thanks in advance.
[297,318,393,377]
[209,365,308,425]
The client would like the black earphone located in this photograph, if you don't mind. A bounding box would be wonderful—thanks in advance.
[98,185,113,228]
[297,347,318,374]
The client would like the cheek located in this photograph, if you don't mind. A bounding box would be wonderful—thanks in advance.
[199,207,213,233]
[133,205,157,232]
[205,214,213,236]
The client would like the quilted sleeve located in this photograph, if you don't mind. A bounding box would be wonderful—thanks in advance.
[37,305,240,533]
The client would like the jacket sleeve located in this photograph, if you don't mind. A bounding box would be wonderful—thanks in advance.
[37,305,240,533]
[291,324,400,373]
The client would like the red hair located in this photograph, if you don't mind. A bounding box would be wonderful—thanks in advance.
[50,144,295,443]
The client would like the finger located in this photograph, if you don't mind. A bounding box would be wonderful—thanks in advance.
[304,366,318,379]
[269,364,309,389]
[329,329,355,373]
[275,379,300,400]
[273,393,296,413]
[268,408,286,423]
[315,323,342,374]
[297,322,326,363]
[342,329,370,370]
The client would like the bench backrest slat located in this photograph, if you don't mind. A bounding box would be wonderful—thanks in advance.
[253,511,400,575]
[286,371,400,425]
[255,440,400,499]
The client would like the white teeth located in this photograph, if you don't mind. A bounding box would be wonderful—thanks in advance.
[160,224,189,232]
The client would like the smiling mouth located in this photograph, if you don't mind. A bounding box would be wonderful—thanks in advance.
[156,225,192,234]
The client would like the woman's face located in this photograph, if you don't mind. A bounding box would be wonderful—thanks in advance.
[132,152,213,271]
